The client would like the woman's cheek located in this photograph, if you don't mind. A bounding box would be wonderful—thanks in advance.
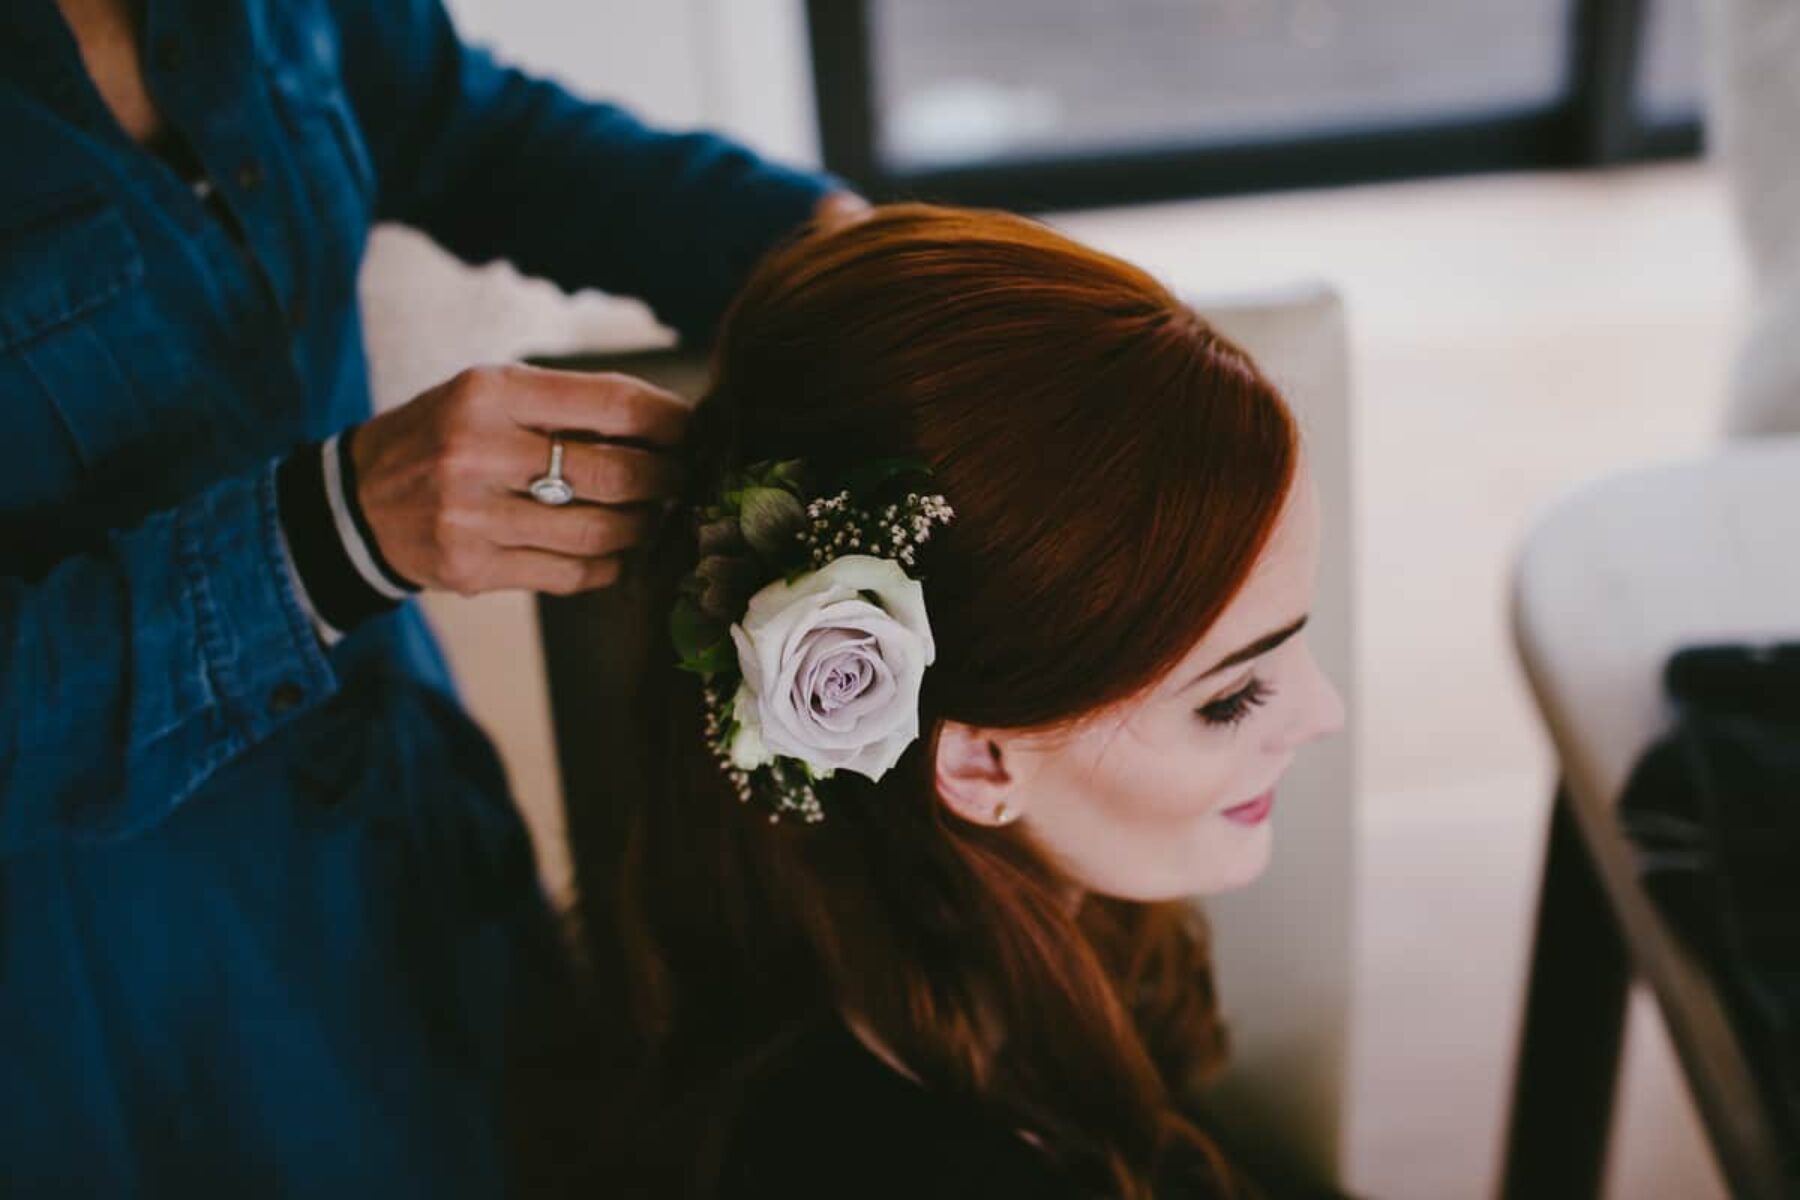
[1081,712,1239,820]
[1124,740,1238,820]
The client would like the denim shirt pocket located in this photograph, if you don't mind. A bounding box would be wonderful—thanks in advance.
[0,188,147,512]
[268,72,375,209]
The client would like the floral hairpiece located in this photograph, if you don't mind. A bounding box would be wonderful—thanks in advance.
[671,458,954,823]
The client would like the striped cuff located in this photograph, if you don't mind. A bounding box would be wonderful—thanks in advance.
[275,428,419,639]
[275,510,346,647]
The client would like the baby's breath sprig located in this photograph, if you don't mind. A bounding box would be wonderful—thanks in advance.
[701,682,825,823]
[803,491,955,571]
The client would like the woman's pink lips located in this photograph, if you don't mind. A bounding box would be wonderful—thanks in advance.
[1221,789,1275,826]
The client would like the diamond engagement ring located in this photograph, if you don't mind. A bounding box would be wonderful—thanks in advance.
[528,437,575,506]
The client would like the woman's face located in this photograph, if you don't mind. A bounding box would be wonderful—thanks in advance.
[940,465,1345,901]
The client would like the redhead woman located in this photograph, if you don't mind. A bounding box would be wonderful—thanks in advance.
[541,205,1346,1199]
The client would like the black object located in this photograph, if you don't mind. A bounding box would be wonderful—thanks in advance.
[1500,787,1631,1200]
[1618,641,1800,1175]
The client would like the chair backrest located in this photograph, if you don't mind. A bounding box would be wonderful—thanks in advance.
[532,281,1358,1186]
[1183,284,1356,1185]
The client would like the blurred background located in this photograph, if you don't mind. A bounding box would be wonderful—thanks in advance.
[358,2,1761,1196]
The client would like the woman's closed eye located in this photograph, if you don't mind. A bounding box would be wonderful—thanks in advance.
[1197,676,1274,728]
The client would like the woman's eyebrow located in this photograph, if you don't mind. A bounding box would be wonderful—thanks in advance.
[1182,615,1310,691]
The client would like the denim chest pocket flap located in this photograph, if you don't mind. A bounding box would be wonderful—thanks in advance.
[258,3,376,205]
[0,193,145,353]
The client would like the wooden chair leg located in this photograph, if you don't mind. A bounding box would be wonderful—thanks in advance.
[1499,786,1631,1200]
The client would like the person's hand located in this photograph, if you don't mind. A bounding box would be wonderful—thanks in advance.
[350,363,688,597]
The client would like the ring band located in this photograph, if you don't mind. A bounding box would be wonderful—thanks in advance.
[528,437,575,506]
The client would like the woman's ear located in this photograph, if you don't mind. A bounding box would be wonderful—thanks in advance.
[934,721,1023,826]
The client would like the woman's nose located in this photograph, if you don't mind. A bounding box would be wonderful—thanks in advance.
[1311,670,1348,742]
[1280,646,1346,750]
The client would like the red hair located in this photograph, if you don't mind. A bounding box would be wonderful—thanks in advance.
[578,205,1298,1198]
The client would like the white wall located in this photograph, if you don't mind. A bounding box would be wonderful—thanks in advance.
[443,0,822,165]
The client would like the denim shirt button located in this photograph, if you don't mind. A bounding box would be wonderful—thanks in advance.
[236,159,265,191]
[267,681,306,715]
[152,37,184,73]
[288,298,307,332]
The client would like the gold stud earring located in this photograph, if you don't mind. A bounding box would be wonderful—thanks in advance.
[993,802,1013,825]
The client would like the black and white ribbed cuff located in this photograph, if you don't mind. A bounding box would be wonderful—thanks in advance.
[275,428,419,641]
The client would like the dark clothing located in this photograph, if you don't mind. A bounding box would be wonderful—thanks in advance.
[0,0,831,1193]
[1619,641,1800,1177]
[697,1015,1279,1200]
[702,1015,1361,1199]
[716,1017,1091,1199]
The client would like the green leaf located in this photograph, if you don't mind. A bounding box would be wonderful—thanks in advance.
[670,597,726,664]
[676,641,738,677]
[837,457,933,497]
[739,486,807,557]
[764,459,811,493]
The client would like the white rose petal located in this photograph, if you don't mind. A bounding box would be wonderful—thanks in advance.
[727,683,774,770]
[727,555,935,783]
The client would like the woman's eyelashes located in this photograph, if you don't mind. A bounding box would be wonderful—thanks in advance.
[1197,675,1274,728]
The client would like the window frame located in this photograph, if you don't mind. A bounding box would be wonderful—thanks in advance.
[806,0,1704,211]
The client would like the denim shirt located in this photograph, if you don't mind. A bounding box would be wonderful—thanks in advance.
[0,0,832,1193]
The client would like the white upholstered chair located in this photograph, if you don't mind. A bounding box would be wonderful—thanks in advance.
[1190,284,1357,1187]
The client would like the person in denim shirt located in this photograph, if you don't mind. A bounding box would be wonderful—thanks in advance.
[0,0,862,1193]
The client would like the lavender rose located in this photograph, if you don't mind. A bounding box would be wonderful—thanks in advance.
[727,555,936,782]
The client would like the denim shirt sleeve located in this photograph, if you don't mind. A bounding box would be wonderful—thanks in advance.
[1,463,338,855]
[325,0,839,345]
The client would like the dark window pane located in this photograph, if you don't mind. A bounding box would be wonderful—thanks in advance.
[1637,0,1703,122]
[872,0,1573,171]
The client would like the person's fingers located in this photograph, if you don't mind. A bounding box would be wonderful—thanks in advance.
[560,440,684,504]
[361,363,691,599]
[501,548,625,596]
[441,546,626,597]
[814,190,873,233]
[483,496,661,558]
[483,364,691,447]
[495,431,683,504]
